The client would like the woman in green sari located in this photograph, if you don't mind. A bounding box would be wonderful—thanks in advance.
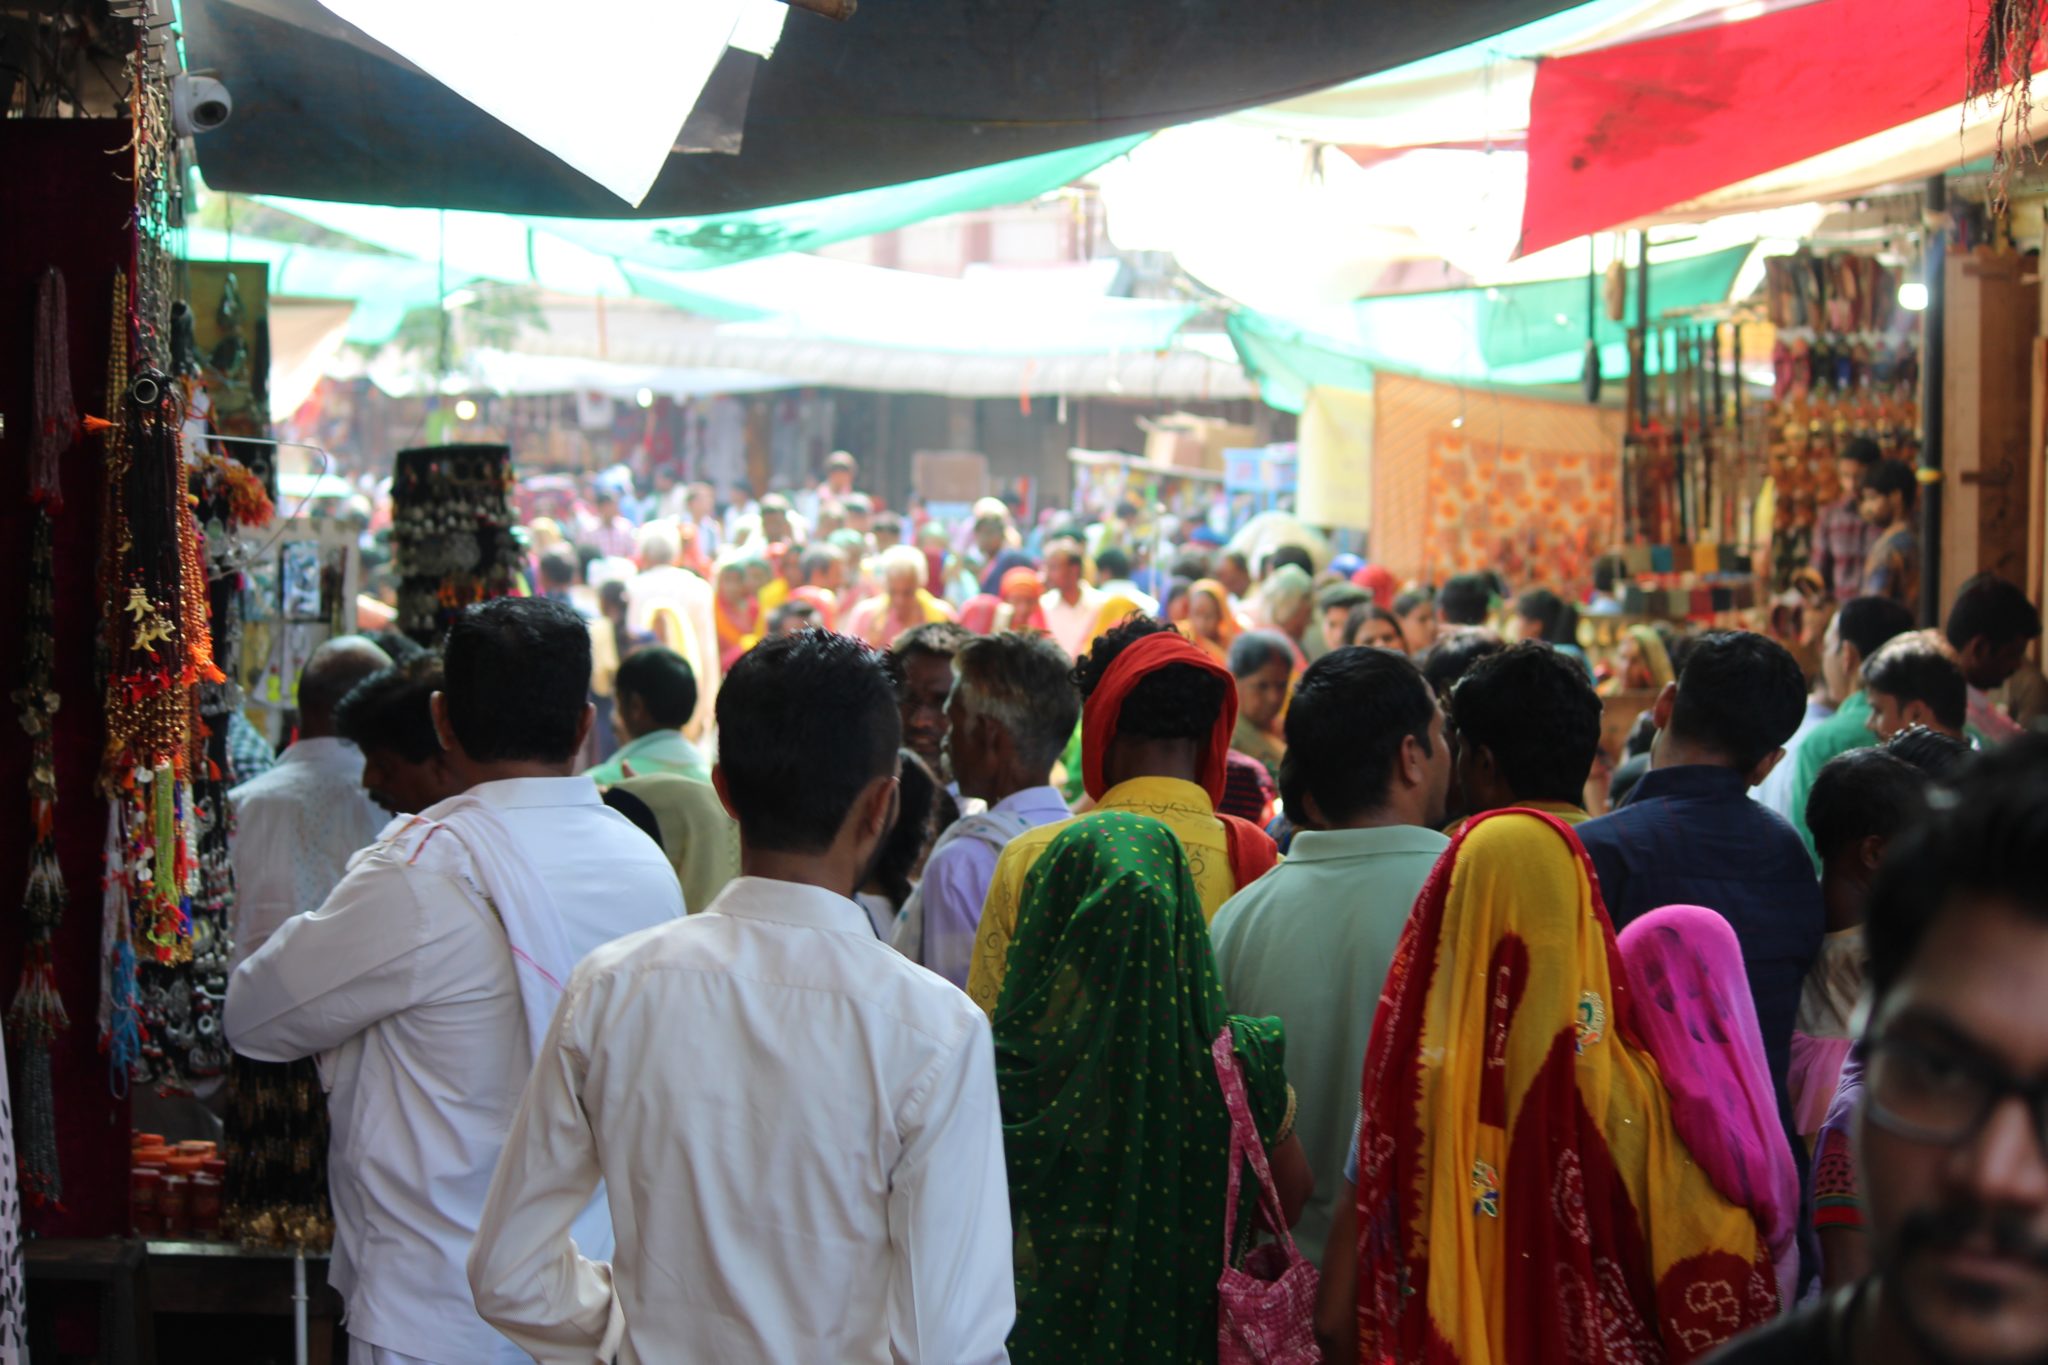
[993,811,1311,1363]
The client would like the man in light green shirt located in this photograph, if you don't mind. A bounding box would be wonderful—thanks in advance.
[585,647,711,787]
[1784,597,1917,868]
[1209,646,1451,1264]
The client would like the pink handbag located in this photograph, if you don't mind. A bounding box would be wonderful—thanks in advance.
[1212,1027,1322,1364]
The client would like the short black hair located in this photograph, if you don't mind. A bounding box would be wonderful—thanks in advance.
[1449,641,1601,805]
[1667,630,1807,772]
[1392,587,1433,618]
[1266,545,1313,578]
[870,750,938,911]
[1219,550,1251,577]
[1884,724,1974,780]
[1591,554,1628,596]
[1095,547,1132,581]
[336,653,445,763]
[1861,459,1917,508]
[1867,734,2048,1000]
[1841,436,1883,467]
[366,628,427,666]
[1420,629,1506,699]
[1073,615,1226,742]
[1863,634,1967,732]
[443,598,592,764]
[892,621,974,669]
[1171,552,1212,581]
[1945,573,2042,652]
[1228,630,1295,680]
[1805,748,1929,866]
[799,546,843,583]
[1513,588,1579,646]
[1836,595,1919,661]
[1317,583,1371,614]
[872,511,904,537]
[1437,573,1494,627]
[1279,647,1436,823]
[538,549,579,590]
[716,631,902,853]
[615,647,699,729]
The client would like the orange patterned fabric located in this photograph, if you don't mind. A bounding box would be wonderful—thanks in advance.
[1372,374,1623,589]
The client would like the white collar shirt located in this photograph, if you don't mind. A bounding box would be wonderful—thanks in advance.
[1039,581,1106,659]
[467,876,1015,1365]
[225,776,684,1363]
[227,737,386,971]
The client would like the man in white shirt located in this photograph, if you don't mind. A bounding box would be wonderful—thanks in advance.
[1039,535,1105,660]
[228,635,392,969]
[227,599,684,1365]
[893,631,1077,986]
[468,630,1014,1365]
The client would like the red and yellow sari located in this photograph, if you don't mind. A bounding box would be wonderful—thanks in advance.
[1355,809,1778,1364]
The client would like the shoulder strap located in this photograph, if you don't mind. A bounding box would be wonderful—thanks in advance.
[1220,814,1279,891]
[1211,1027,1297,1264]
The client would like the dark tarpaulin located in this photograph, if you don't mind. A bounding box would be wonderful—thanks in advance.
[185,0,1579,218]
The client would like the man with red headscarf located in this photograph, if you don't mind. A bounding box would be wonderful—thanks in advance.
[964,616,1278,1014]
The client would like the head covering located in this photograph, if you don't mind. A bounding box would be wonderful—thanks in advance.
[1356,810,1778,1362]
[607,773,741,913]
[956,594,1003,635]
[1330,552,1366,580]
[1081,630,1237,805]
[995,811,1287,1363]
[1000,566,1045,602]
[1351,563,1400,604]
[1188,525,1226,547]
[1176,578,1242,663]
[1617,905,1800,1304]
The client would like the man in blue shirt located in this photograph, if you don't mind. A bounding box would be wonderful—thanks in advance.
[1579,632,1820,1106]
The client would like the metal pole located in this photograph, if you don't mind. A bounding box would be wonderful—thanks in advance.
[294,1248,310,1365]
[1921,176,1947,626]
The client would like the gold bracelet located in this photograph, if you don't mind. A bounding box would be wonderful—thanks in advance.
[1273,1084,1298,1146]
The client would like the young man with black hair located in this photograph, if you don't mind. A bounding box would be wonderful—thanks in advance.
[892,621,976,787]
[1812,436,1884,600]
[1445,639,1603,832]
[1710,735,2048,1365]
[966,615,1278,1012]
[1419,628,1506,699]
[1316,582,1372,655]
[334,651,466,817]
[1392,587,1438,653]
[584,646,708,785]
[1576,631,1822,1266]
[1435,572,1495,630]
[1783,595,1921,864]
[228,599,684,1365]
[1040,534,1105,660]
[469,631,1012,1364]
[1945,572,2044,745]
[1859,459,1921,616]
[1209,647,1450,1264]
[1863,634,1970,744]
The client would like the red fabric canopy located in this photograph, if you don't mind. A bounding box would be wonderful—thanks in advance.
[1518,0,1995,256]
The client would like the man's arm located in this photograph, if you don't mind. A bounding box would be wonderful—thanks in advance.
[224,848,436,1061]
[886,1010,1014,1365]
[964,848,1025,1015]
[919,841,998,991]
[469,987,619,1365]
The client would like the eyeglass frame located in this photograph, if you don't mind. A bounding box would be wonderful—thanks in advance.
[1864,1031,2048,1152]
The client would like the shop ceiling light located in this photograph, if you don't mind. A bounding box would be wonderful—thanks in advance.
[1897,280,1929,311]
[316,0,749,206]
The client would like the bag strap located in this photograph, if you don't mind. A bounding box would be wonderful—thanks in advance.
[1210,1026,1298,1265]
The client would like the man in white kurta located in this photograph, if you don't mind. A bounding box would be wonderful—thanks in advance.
[228,635,393,969]
[227,599,683,1365]
[468,630,1013,1364]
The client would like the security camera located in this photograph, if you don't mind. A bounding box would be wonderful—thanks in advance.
[171,73,233,135]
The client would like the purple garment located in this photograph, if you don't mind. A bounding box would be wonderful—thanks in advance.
[918,786,1071,988]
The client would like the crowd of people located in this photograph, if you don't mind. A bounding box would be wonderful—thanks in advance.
[217,448,2048,1365]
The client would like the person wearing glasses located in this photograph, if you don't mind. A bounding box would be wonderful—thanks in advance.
[1709,734,2048,1364]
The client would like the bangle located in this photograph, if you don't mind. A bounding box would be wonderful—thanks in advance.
[1273,1085,1298,1146]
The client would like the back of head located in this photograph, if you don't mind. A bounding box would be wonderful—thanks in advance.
[1867,734,2048,999]
[1806,748,1929,867]
[614,647,699,730]
[954,632,1083,774]
[539,548,579,591]
[1094,547,1132,582]
[1861,458,1918,508]
[1837,595,1919,661]
[1514,587,1578,645]
[1862,634,1968,732]
[298,635,396,734]
[337,653,445,762]
[1884,724,1973,780]
[443,598,592,764]
[1420,628,1506,698]
[1437,573,1493,627]
[1450,640,1601,804]
[1074,615,1225,742]
[1944,572,2042,652]
[717,631,901,852]
[1280,646,1436,822]
[1228,630,1295,680]
[1266,545,1314,579]
[1668,630,1807,772]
